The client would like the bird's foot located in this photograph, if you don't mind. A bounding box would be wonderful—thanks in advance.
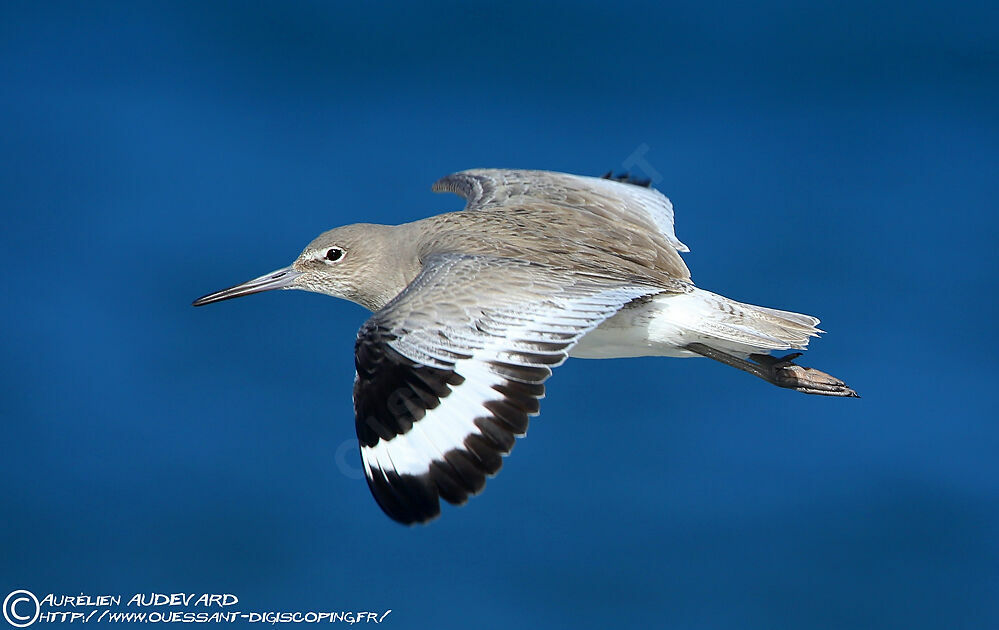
[749,352,859,397]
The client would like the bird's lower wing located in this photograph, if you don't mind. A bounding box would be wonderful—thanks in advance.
[352,254,658,524]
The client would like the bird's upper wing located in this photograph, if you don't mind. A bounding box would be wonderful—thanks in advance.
[353,253,659,524]
[432,168,689,254]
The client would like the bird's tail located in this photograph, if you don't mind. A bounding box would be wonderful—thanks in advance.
[652,287,823,357]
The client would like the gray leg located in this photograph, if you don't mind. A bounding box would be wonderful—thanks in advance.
[685,343,859,398]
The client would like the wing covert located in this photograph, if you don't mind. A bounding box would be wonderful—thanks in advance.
[432,168,689,253]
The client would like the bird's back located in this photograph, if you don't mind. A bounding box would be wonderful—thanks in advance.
[415,168,694,288]
[407,204,690,290]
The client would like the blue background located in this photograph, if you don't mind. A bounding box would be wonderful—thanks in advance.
[2,1,997,628]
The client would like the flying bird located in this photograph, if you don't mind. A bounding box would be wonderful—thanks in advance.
[193,169,857,524]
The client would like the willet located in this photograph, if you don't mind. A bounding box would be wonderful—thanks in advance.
[194,169,857,524]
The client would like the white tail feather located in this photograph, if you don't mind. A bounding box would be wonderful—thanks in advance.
[571,287,824,359]
[648,288,822,355]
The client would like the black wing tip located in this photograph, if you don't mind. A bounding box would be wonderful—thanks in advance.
[365,468,442,526]
[364,433,517,526]
[601,170,652,188]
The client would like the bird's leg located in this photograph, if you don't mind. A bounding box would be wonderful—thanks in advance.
[684,342,859,398]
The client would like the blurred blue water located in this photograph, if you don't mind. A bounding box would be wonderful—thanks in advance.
[2,1,997,628]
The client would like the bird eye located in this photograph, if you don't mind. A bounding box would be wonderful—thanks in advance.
[324,247,345,262]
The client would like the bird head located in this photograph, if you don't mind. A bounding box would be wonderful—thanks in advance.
[193,223,415,311]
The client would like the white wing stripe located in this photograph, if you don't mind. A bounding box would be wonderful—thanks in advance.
[361,286,650,479]
[361,355,505,477]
